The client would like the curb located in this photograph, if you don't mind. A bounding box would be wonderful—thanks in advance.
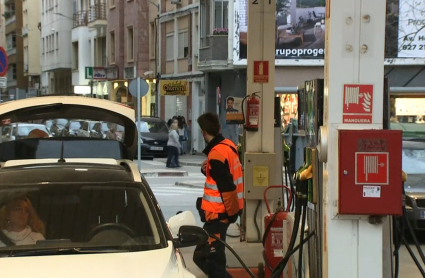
[175,181,204,187]
[141,171,188,178]
[179,161,203,167]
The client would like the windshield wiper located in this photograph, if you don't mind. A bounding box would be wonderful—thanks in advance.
[4,247,129,257]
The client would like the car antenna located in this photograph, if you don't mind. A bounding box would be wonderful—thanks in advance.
[58,142,65,163]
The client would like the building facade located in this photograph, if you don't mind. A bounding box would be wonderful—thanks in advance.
[23,0,41,97]
[4,0,26,99]
[106,0,151,111]
[40,0,72,96]
[71,0,108,98]
[155,0,204,153]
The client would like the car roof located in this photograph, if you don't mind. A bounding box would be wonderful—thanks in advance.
[0,163,135,184]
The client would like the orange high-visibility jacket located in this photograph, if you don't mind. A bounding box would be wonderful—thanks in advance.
[201,139,244,219]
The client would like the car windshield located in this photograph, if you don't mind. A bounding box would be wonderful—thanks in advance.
[137,120,168,133]
[0,182,167,255]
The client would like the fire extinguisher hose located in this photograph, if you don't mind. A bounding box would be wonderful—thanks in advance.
[270,179,308,278]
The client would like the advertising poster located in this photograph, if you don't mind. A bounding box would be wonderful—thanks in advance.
[238,0,326,60]
[225,96,244,125]
[398,0,425,58]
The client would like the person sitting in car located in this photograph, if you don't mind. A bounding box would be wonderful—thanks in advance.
[0,196,45,246]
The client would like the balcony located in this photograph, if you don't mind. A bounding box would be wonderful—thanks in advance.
[88,3,107,30]
[73,11,89,28]
[5,13,16,26]
[198,35,229,71]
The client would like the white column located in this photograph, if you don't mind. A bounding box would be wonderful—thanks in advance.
[246,0,275,153]
[244,0,276,241]
[322,0,386,277]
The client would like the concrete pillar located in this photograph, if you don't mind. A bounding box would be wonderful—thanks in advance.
[322,0,387,277]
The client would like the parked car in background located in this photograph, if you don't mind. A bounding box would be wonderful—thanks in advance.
[136,117,169,159]
[49,119,68,137]
[391,122,425,232]
[1,123,51,141]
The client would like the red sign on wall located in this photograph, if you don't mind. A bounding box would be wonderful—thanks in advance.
[253,61,269,83]
[342,84,373,124]
[355,152,389,185]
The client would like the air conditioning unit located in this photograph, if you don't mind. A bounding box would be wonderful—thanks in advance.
[171,0,181,4]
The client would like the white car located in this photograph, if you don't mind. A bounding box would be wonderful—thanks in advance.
[0,96,205,277]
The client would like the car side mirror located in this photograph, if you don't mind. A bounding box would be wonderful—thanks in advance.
[173,225,209,248]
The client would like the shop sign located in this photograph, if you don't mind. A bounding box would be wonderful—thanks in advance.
[106,66,118,80]
[160,80,189,96]
[124,66,136,79]
[85,67,107,80]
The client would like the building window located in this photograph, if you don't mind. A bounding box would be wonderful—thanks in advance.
[214,0,228,29]
[178,30,189,58]
[7,64,16,80]
[72,41,78,70]
[109,0,115,8]
[56,32,59,50]
[110,31,115,63]
[200,0,210,47]
[166,33,174,61]
[150,22,155,58]
[127,26,134,61]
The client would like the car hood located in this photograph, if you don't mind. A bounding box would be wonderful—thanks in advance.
[404,174,425,198]
[1,243,194,278]
[0,96,137,158]
[141,132,168,141]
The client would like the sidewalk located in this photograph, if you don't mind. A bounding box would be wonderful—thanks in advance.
[156,154,205,167]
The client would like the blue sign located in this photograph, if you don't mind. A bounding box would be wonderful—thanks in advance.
[0,47,8,77]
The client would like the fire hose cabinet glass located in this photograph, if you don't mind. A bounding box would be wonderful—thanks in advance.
[338,130,403,216]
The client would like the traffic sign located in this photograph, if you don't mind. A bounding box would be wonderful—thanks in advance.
[0,47,8,77]
[355,152,389,185]
[129,78,149,98]
[0,77,7,88]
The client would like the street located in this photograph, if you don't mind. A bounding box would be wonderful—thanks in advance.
[138,158,425,278]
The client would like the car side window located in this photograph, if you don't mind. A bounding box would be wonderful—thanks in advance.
[2,126,11,136]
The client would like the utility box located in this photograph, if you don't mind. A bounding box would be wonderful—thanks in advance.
[244,153,278,200]
[338,130,403,216]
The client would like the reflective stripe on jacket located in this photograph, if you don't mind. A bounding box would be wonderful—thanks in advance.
[201,139,244,215]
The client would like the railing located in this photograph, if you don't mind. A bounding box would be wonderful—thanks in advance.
[89,3,107,22]
[73,11,89,28]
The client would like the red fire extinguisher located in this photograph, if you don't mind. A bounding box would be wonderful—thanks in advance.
[263,185,292,278]
[245,93,260,131]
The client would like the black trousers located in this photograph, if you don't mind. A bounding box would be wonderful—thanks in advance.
[193,220,233,278]
[166,146,179,167]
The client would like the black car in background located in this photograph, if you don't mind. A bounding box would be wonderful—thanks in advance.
[136,117,169,159]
